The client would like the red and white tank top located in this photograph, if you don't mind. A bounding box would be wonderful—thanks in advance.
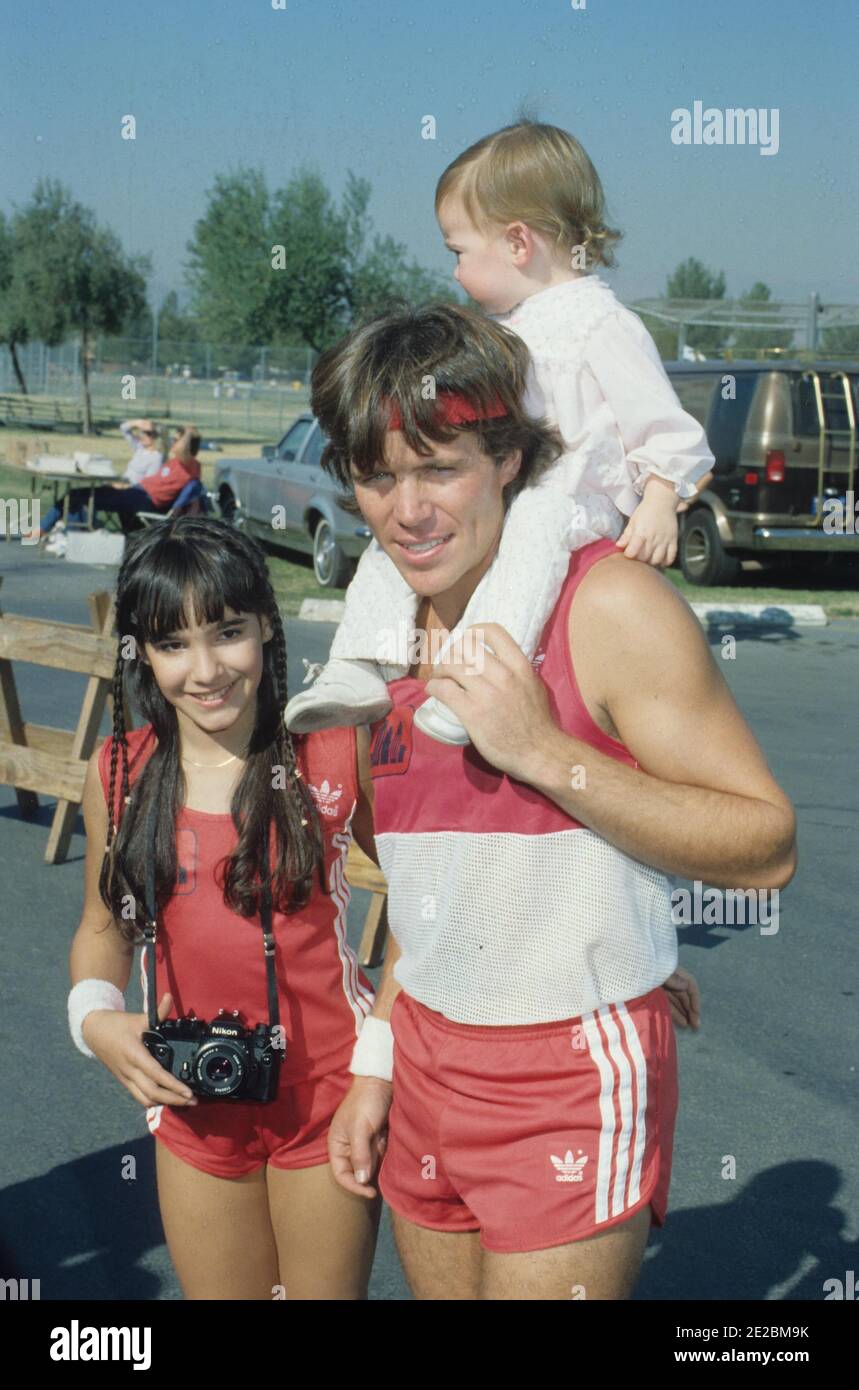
[368,538,678,1025]
[98,723,374,1083]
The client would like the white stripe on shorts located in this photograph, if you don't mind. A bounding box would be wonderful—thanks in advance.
[583,1002,648,1225]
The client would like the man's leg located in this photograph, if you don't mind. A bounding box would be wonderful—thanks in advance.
[477,1203,652,1301]
[391,1211,482,1301]
[392,1202,650,1301]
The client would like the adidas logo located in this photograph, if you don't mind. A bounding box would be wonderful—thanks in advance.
[550,1149,588,1183]
[307,779,343,816]
[531,651,546,672]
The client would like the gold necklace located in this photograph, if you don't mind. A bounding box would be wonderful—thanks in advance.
[181,752,241,769]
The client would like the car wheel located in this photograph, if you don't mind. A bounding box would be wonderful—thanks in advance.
[313,518,353,588]
[218,487,245,530]
[680,509,742,585]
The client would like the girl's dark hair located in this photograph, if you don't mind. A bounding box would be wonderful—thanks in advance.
[99,516,325,946]
[311,301,564,514]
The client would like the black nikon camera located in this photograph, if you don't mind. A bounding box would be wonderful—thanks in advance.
[143,1008,282,1102]
[141,800,284,1104]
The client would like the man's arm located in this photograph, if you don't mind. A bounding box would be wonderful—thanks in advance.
[426,560,797,891]
[553,557,797,887]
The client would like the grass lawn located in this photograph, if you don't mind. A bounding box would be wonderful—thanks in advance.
[2,423,856,619]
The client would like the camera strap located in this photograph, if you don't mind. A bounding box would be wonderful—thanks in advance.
[143,792,280,1034]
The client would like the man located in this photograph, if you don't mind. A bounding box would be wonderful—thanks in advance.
[323,303,796,1301]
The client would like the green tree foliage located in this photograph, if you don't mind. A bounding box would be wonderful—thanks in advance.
[3,181,148,430]
[732,281,793,356]
[666,258,728,355]
[186,166,455,354]
[820,324,859,357]
[0,211,30,392]
[186,167,272,345]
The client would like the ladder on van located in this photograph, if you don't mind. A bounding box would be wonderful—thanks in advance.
[802,370,857,524]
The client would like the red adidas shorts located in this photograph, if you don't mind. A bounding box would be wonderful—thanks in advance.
[145,1066,354,1179]
[379,986,679,1254]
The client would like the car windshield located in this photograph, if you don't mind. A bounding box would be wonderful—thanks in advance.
[277,419,313,456]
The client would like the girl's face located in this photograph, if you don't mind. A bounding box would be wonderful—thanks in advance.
[142,602,273,739]
[437,195,526,314]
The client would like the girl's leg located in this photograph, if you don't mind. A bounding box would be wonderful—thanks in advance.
[266,1161,381,1300]
[154,1141,281,1300]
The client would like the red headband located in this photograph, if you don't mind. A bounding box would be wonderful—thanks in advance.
[383,391,509,430]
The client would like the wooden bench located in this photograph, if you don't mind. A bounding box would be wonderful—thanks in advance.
[0,583,121,862]
[345,841,389,969]
[0,394,85,432]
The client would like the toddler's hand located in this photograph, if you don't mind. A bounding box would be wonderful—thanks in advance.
[617,474,679,567]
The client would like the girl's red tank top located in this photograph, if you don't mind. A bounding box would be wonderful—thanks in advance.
[98,723,374,1084]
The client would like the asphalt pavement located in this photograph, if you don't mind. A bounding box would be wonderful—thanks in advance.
[1,541,856,1301]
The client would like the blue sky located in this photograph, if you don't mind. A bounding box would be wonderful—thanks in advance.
[2,0,856,314]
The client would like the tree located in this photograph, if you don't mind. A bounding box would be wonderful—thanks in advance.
[666,258,728,355]
[187,165,456,356]
[186,167,274,346]
[732,281,793,356]
[0,212,30,392]
[12,181,149,432]
[267,169,351,352]
[820,324,859,357]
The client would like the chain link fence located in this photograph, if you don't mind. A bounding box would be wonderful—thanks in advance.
[0,338,319,439]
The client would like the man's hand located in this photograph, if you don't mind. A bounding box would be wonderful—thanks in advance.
[327,1075,393,1198]
[426,623,561,783]
[661,967,701,1030]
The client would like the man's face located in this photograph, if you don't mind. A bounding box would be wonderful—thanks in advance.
[437,195,524,315]
[350,430,521,603]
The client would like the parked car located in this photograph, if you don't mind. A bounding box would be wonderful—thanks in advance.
[666,361,859,583]
[213,414,372,587]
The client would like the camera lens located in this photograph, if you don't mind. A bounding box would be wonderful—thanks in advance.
[193,1041,246,1096]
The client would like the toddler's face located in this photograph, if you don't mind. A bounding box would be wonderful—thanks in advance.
[437,196,523,314]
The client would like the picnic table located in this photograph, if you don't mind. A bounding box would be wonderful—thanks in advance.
[26,467,122,532]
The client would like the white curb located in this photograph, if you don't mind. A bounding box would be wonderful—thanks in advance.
[297,597,829,628]
[690,602,827,626]
[298,598,346,623]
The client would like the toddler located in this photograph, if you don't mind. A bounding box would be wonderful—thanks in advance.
[286,121,714,744]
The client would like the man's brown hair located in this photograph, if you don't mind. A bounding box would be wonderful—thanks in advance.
[312,300,563,512]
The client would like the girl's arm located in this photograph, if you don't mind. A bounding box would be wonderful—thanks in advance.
[69,750,198,1107]
[69,751,136,994]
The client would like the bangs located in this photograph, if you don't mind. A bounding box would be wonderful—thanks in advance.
[128,532,265,644]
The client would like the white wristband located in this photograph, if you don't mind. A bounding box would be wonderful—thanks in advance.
[69,978,126,1058]
[349,1015,394,1081]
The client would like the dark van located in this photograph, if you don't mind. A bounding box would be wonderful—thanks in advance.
[666,362,859,584]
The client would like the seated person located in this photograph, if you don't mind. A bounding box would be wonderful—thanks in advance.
[119,418,164,485]
[38,427,202,540]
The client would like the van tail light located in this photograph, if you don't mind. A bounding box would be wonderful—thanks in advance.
[765,451,786,483]
[744,471,760,485]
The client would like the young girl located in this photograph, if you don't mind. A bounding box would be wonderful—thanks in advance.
[285,120,714,744]
[67,516,390,1299]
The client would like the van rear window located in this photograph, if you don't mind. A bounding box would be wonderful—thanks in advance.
[705,374,757,466]
[794,374,859,437]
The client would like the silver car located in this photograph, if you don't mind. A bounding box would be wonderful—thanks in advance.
[213,414,372,587]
